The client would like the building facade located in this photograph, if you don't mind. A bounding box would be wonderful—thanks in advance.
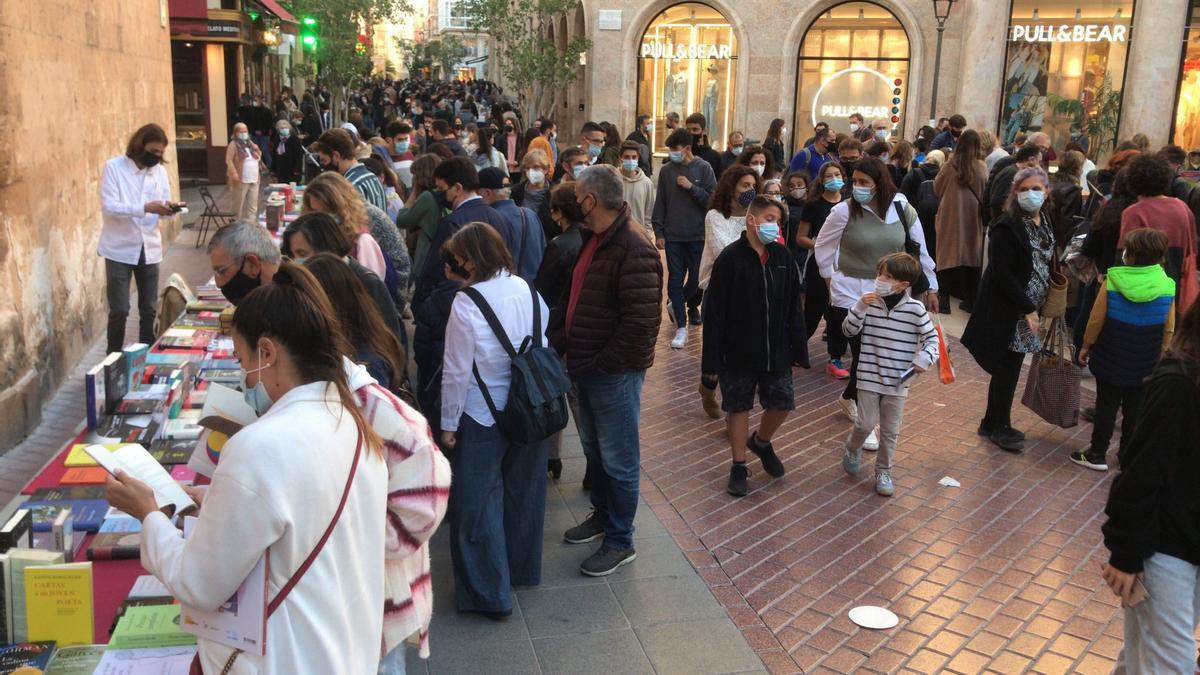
[0,0,178,451]
[568,0,1194,161]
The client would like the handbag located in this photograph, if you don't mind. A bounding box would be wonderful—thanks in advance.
[190,431,365,675]
[1043,262,1069,319]
[933,315,956,384]
[1020,317,1081,428]
[893,199,931,295]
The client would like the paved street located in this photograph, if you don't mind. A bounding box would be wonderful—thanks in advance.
[3,192,1134,673]
[639,319,1125,673]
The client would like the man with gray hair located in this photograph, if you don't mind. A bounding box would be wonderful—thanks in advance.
[478,167,546,281]
[551,164,663,577]
[206,220,281,305]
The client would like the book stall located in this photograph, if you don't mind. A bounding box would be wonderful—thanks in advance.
[0,279,261,674]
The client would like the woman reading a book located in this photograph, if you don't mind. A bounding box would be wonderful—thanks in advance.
[105,262,389,674]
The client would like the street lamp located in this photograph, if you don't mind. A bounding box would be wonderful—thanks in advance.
[929,0,957,124]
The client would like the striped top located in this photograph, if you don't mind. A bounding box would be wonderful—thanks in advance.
[842,293,939,397]
[345,163,389,212]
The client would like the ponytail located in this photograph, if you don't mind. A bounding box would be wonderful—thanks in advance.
[233,261,383,455]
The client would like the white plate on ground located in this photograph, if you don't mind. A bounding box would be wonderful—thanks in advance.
[849,605,899,630]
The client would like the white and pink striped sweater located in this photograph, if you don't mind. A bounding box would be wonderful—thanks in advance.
[348,360,452,660]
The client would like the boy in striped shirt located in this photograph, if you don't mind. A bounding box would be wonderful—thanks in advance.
[841,253,939,496]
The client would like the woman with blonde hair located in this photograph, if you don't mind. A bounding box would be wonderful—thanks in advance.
[303,171,391,282]
[440,221,550,618]
[511,148,552,228]
[979,129,1008,173]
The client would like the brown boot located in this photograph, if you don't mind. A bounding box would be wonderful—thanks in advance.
[698,381,722,419]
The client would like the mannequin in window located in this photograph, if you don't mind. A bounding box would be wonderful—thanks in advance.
[702,62,719,131]
[664,61,688,118]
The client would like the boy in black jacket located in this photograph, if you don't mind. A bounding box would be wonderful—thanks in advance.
[702,196,806,497]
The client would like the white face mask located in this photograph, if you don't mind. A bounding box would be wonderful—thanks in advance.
[751,164,766,176]
[874,277,897,297]
[527,169,545,185]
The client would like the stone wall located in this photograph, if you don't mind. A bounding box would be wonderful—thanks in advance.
[0,1,178,451]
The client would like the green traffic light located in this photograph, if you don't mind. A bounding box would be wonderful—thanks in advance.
[302,16,317,26]
[303,35,317,46]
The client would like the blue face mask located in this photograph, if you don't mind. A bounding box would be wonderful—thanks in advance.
[852,186,874,204]
[824,178,844,192]
[1018,189,1046,212]
[755,220,780,245]
[279,128,290,138]
[668,150,685,164]
[621,159,638,172]
[737,188,757,208]
[730,145,744,156]
[239,348,273,416]
[394,140,410,153]
[586,143,603,160]
[571,164,585,179]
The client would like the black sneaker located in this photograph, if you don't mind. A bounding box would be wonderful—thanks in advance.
[978,423,1025,440]
[989,426,1026,452]
[727,464,749,497]
[1069,449,1108,471]
[563,511,605,544]
[580,545,636,577]
[688,307,702,325]
[748,433,785,477]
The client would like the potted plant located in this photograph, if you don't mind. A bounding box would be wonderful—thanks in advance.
[1048,74,1122,157]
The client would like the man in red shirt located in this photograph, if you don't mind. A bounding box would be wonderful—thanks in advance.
[551,164,663,577]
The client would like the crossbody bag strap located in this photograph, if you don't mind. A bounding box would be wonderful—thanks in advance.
[893,199,913,247]
[460,286,519,419]
[526,278,542,349]
[268,429,364,616]
[515,210,528,274]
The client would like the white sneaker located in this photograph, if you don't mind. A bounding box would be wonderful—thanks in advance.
[670,327,688,349]
[837,397,857,423]
[863,428,879,451]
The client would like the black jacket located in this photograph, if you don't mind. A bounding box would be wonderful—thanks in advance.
[900,163,938,205]
[693,143,723,177]
[701,235,805,374]
[534,225,582,311]
[984,161,1020,225]
[1103,357,1200,573]
[1047,181,1083,248]
[962,212,1053,375]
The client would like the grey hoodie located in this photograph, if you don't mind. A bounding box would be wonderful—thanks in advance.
[651,157,716,242]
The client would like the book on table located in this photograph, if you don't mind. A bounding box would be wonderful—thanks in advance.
[44,643,106,674]
[82,445,196,517]
[7,549,66,642]
[29,487,105,502]
[59,467,108,486]
[85,363,106,431]
[25,562,93,646]
[86,532,140,561]
[0,509,32,553]
[122,343,150,391]
[20,500,106,534]
[101,352,128,415]
[0,640,55,672]
[108,605,196,649]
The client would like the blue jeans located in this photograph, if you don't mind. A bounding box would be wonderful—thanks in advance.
[574,370,646,550]
[448,415,548,613]
[378,645,406,674]
[665,241,704,328]
[1119,553,1200,674]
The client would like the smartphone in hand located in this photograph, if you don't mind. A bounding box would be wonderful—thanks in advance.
[169,201,188,213]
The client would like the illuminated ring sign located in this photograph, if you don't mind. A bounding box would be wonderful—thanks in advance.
[811,67,900,130]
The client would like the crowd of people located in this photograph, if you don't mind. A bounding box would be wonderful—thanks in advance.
[96,74,1200,672]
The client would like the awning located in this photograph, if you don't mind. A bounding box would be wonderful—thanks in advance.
[255,0,297,24]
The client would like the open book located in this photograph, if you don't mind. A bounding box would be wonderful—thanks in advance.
[84,444,197,516]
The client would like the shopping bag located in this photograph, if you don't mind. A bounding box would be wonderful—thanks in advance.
[933,316,955,384]
[1020,317,1080,428]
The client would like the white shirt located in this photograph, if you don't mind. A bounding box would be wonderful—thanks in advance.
[985,147,1010,174]
[441,271,550,431]
[814,194,938,309]
[141,381,387,674]
[699,210,746,290]
[99,155,170,265]
[240,145,260,184]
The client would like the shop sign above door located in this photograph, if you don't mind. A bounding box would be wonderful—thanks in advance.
[640,41,734,59]
[811,67,900,129]
[1010,24,1128,43]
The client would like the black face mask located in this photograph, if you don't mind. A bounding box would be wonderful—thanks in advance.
[951,129,963,138]
[840,159,858,174]
[435,189,453,210]
[219,259,261,306]
[141,151,162,167]
[692,133,704,146]
[440,251,470,279]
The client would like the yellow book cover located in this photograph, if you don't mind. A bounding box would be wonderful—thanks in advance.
[25,562,93,646]
[65,443,125,467]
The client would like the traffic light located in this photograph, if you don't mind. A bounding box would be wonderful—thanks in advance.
[300,16,318,49]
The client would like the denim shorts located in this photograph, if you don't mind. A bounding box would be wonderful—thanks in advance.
[719,367,795,413]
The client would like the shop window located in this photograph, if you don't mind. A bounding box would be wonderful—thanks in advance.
[1173,0,1200,155]
[793,2,910,149]
[635,3,738,154]
[1000,0,1134,161]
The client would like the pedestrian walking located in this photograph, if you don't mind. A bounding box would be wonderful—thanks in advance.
[798,162,848,374]
[840,253,938,496]
[1073,228,1175,471]
[1101,300,1200,674]
[652,128,718,349]
[933,128,987,313]
[99,123,177,353]
[962,166,1055,452]
[619,141,656,234]
[762,118,788,173]
[701,196,803,496]
[553,165,662,577]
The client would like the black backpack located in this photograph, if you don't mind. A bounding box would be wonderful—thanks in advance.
[460,280,571,444]
[916,179,940,222]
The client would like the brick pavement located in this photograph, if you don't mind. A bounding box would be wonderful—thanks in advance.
[637,319,1126,674]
